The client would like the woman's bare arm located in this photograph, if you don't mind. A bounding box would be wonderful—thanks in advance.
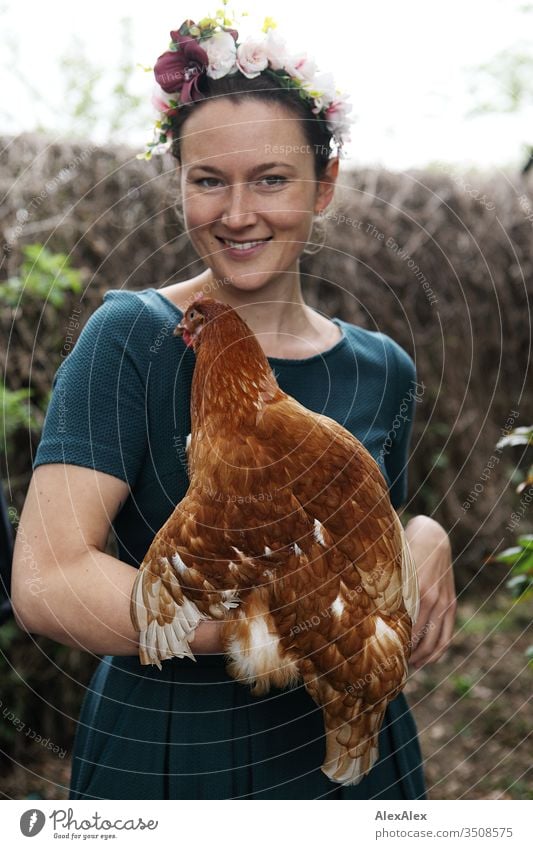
[11,463,223,655]
[404,514,456,667]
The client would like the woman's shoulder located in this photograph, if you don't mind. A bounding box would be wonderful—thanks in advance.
[100,286,178,320]
[51,287,181,381]
[79,286,181,347]
[339,318,416,380]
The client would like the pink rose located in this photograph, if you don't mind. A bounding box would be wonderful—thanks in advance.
[325,98,354,143]
[283,53,317,83]
[236,37,269,79]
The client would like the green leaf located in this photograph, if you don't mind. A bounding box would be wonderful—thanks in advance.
[511,552,533,575]
[517,534,533,550]
[494,546,523,564]
[0,385,39,440]
[506,574,533,597]
[432,451,449,469]
[450,673,474,697]
[0,244,83,310]
[0,620,19,650]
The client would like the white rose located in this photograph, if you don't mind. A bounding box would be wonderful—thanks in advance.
[302,71,338,111]
[236,36,269,79]
[204,31,238,79]
[283,53,317,84]
[264,28,290,71]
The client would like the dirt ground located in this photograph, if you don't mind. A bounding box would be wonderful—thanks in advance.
[407,594,532,799]
[1,594,531,801]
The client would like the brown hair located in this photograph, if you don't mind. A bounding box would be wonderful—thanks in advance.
[168,71,335,180]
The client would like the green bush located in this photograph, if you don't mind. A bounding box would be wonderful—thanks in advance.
[494,426,533,665]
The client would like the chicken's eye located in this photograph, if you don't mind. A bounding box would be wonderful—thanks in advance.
[188,308,198,319]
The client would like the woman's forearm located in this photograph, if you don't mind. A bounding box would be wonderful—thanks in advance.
[189,619,225,654]
[404,514,456,667]
[14,546,224,656]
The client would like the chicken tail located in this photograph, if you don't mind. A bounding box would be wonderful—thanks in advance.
[130,557,208,670]
[321,707,384,785]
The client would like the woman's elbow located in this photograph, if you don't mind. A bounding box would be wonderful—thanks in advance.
[11,583,39,635]
[11,552,49,636]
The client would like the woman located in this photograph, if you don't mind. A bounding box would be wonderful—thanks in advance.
[12,13,455,800]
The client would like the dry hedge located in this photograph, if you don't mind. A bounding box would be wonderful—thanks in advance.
[2,131,532,591]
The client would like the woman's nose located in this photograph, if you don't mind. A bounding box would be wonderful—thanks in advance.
[220,181,258,229]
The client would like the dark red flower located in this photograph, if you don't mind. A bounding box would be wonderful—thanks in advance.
[154,38,209,102]
[170,19,197,42]
[170,21,196,44]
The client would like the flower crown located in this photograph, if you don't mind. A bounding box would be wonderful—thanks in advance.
[137,9,353,161]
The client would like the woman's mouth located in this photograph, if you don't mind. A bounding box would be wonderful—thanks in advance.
[216,236,272,258]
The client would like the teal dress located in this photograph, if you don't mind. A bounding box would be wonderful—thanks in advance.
[33,287,426,800]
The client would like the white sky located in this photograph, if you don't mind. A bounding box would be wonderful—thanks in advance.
[1,0,532,171]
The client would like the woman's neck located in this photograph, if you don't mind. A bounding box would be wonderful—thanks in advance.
[191,269,318,353]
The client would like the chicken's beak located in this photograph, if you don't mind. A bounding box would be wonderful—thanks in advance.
[174,317,197,350]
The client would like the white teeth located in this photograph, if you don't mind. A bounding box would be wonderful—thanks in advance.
[223,239,268,250]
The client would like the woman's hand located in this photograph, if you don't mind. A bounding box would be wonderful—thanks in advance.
[404,514,457,669]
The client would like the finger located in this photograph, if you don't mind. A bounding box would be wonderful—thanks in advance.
[439,599,457,650]
[410,602,432,650]
[410,614,444,666]
[414,599,457,666]
[409,632,429,664]
[426,604,457,665]
[425,633,453,665]
[413,608,441,656]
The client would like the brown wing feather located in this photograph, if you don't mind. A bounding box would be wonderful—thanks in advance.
[254,393,414,615]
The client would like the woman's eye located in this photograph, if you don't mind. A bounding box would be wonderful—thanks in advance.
[195,178,222,188]
[258,175,287,187]
[193,175,287,189]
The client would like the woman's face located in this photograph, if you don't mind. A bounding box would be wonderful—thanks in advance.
[177,98,338,293]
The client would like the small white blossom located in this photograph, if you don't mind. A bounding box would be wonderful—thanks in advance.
[303,71,338,111]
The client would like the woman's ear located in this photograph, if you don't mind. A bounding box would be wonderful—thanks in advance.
[314,157,340,214]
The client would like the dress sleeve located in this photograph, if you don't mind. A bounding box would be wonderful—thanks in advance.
[382,337,418,510]
[32,291,152,487]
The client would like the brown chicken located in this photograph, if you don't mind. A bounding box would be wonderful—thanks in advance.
[130,294,419,785]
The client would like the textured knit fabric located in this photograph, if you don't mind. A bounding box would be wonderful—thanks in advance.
[33,287,426,800]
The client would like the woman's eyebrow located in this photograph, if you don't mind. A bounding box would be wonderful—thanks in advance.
[188,161,297,175]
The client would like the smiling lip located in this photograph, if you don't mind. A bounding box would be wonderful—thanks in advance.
[217,236,272,258]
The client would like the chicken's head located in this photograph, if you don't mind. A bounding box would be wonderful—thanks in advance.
[173,294,207,350]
